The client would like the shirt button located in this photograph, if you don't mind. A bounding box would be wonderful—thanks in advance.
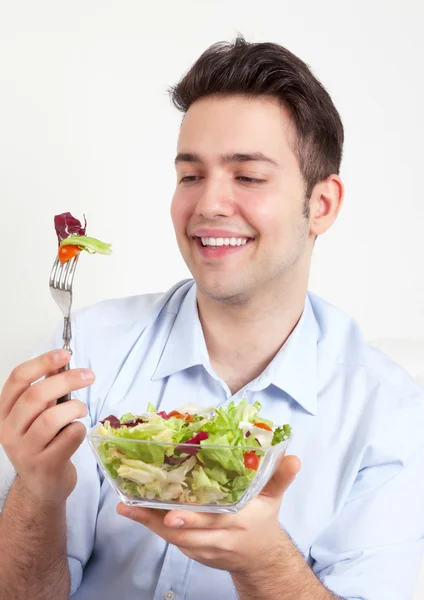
[164,591,175,600]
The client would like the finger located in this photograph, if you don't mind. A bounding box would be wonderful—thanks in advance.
[117,502,237,531]
[45,367,61,378]
[116,504,226,549]
[117,504,165,529]
[5,368,94,436]
[260,455,301,499]
[163,509,237,530]
[0,349,71,420]
[24,400,89,453]
[42,420,87,465]
[9,369,61,426]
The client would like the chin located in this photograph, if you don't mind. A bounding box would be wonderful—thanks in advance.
[195,277,251,306]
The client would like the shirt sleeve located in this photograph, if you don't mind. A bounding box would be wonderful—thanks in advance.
[311,442,424,599]
[66,429,101,596]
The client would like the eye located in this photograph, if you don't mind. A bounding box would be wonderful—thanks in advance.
[179,175,203,184]
[237,176,266,184]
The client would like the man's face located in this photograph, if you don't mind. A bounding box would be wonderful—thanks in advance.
[171,95,313,304]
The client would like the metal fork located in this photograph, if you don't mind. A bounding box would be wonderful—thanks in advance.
[49,254,79,404]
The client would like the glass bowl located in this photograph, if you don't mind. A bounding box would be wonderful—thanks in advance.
[87,426,290,513]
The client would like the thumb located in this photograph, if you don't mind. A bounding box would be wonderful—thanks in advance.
[260,454,301,500]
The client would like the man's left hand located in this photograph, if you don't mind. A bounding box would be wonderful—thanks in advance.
[116,454,301,574]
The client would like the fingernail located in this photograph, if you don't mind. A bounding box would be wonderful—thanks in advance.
[80,369,94,381]
[170,518,184,528]
[54,349,70,361]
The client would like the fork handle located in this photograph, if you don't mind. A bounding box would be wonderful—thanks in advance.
[57,362,71,404]
[57,322,72,405]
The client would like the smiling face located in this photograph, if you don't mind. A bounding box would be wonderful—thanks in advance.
[171,95,315,304]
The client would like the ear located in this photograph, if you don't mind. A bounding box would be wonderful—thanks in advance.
[309,174,344,236]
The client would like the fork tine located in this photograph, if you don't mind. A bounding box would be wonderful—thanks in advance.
[55,259,65,289]
[55,259,64,288]
[49,256,60,286]
[65,255,79,291]
[59,257,72,290]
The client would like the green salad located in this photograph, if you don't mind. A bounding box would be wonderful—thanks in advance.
[95,399,291,505]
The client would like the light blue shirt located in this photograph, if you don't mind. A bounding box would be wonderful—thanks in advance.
[38,279,424,600]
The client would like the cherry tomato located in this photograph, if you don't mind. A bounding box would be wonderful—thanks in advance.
[243,451,259,470]
[58,244,82,264]
[254,422,273,432]
[168,410,185,419]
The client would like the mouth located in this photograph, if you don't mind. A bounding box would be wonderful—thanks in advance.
[191,235,255,259]
[194,235,253,247]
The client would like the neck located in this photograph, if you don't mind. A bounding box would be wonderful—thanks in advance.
[196,272,307,393]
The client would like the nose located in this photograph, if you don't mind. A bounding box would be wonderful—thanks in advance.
[194,178,235,219]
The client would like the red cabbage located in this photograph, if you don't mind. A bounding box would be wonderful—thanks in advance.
[99,415,146,429]
[54,212,87,244]
[122,418,147,427]
[100,415,121,429]
[176,431,209,455]
[156,411,169,419]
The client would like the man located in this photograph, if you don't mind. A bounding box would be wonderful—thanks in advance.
[0,35,423,600]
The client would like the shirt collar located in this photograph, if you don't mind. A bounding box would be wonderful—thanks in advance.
[151,283,202,380]
[265,294,318,415]
[151,284,319,415]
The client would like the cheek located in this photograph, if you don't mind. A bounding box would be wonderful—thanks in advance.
[245,199,284,239]
[170,193,189,233]
[250,188,304,238]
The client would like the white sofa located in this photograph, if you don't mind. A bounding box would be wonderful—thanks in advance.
[0,338,423,597]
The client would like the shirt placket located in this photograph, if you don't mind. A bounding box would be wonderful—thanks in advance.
[153,544,192,600]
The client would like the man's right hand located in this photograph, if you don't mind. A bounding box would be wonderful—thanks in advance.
[0,349,95,505]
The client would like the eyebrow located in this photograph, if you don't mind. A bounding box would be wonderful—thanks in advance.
[174,152,279,168]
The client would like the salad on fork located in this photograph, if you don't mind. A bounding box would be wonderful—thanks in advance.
[49,212,112,402]
[54,212,112,263]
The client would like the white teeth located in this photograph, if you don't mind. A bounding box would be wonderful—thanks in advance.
[200,237,250,247]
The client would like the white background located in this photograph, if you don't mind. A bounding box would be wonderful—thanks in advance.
[0,0,423,596]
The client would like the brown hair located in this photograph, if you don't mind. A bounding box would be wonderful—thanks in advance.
[169,34,344,201]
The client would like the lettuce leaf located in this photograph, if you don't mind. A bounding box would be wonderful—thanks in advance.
[197,433,246,474]
[60,235,112,255]
[189,466,228,503]
[203,464,229,486]
[117,460,166,484]
[205,399,261,432]
[120,413,136,423]
[272,424,292,445]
